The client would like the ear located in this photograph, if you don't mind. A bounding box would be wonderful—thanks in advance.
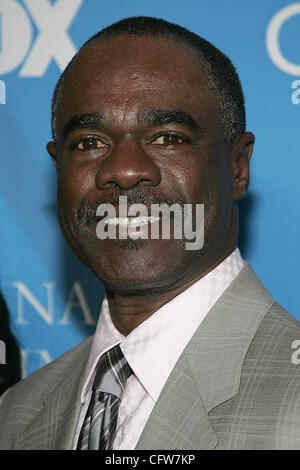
[231,132,255,200]
[46,141,57,168]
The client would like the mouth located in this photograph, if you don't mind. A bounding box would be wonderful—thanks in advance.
[100,213,166,241]
[105,215,161,228]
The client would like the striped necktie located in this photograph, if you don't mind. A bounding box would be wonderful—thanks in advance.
[77,344,132,450]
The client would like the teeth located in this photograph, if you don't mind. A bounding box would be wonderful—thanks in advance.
[105,216,160,227]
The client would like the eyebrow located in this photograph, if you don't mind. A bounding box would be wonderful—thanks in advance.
[139,109,203,135]
[62,113,104,139]
[62,108,203,139]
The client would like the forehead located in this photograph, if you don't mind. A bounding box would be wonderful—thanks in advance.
[57,35,221,132]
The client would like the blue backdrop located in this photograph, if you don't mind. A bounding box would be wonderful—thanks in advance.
[0,0,299,377]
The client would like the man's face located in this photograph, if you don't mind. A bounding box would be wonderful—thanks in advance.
[48,35,243,294]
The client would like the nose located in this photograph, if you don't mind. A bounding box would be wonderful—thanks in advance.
[95,136,161,190]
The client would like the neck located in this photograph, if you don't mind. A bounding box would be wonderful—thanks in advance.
[106,246,237,336]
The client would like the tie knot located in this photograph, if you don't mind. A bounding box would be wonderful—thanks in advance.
[93,344,132,399]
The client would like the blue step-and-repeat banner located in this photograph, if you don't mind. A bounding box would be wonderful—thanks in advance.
[0,0,299,377]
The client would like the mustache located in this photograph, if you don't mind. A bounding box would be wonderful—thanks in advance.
[73,187,187,227]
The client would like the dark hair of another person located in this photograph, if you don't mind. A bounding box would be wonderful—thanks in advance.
[0,291,21,395]
[51,16,246,151]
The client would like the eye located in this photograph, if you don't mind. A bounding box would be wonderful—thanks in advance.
[75,137,107,151]
[151,132,187,147]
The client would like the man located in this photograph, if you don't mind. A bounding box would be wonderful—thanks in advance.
[0,16,299,450]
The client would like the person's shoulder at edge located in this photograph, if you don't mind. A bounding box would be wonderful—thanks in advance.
[253,300,300,359]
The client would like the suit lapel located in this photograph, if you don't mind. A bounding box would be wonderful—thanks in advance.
[16,374,82,449]
[16,338,92,450]
[135,352,217,450]
[44,372,85,450]
[187,262,274,412]
[136,263,274,449]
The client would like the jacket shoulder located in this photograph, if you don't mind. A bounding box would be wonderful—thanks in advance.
[211,302,300,449]
[252,301,300,356]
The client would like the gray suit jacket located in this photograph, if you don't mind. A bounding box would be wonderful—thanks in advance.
[0,263,300,450]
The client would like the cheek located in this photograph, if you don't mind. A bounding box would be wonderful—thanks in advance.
[174,154,233,230]
[203,163,234,237]
[56,165,94,213]
[161,140,230,205]
[161,160,203,204]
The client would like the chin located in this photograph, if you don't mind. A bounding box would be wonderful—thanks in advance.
[82,237,188,294]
